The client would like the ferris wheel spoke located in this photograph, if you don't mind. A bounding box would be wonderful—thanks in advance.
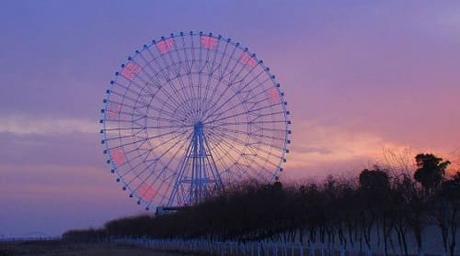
[206,134,249,181]
[149,168,182,205]
[104,110,172,128]
[103,132,142,142]
[206,134,237,170]
[219,49,260,89]
[103,118,138,124]
[208,128,282,166]
[205,38,221,74]
[196,41,206,117]
[104,123,146,140]
[199,38,219,77]
[144,72,191,117]
[168,42,195,102]
[207,132,255,162]
[105,128,186,151]
[203,69,263,120]
[211,125,285,142]
[127,131,190,184]
[207,132,272,182]
[202,41,229,106]
[161,48,198,115]
[113,72,157,97]
[198,46,220,115]
[129,131,192,202]
[115,147,153,169]
[119,154,156,180]
[204,82,278,122]
[235,151,274,181]
[202,41,237,110]
[200,48,246,117]
[228,134,285,156]
[166,44,184,76]
[148,131,193,167]
[133,89,185,118]
[176,71,197,117]
[140,130,189,163]
[219,39,237,78]
[136,55,186,112]
[211,120,289,128]
[115,137,168,173]
[103,124,185,133]
[144,172,174,207]
[137,105,183,124]
[197,44,208,77]
[109,85,159,110]
[204,103,283,126]
[122,132,191,204]
[204,69,265,119]
[135,68,171,94]
[223,51,251,83]
[129,112,183,125]
[141,128,188,143]
[217,158,248,182]
[121,75,172,110]
[122,161,161,199]
[143,48,194,112]
[102,110,136,122]
[110,82,184,121]
[187,35,200,111]
[163,53,201,115]
[239,93,277,112]
[246,111,287,122]
[179,35,193,73]
[105,94,140,112]
[212,132,277,180]
[207,109,282,129]
[228,162,267,182]
[190,34,197,68]
[171,72,199,118]
[146,142,194,207]
[207,129,249,163]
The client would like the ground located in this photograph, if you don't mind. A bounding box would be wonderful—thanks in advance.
[0,240,200,256]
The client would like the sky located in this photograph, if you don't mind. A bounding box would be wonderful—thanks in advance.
[1,0,459,237]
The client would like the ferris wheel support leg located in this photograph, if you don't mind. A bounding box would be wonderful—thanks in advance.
[166,135,193,207]
[166,121,224,207]
[204,135,224,191]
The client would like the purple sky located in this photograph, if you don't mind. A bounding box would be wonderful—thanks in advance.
[1,0,459,237]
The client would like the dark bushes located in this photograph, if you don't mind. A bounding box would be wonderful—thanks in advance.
[62,228,106,242]
[63,154,460,255]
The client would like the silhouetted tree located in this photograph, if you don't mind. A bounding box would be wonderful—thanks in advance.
[61,154,459,255]
[358,167,389,251]
[438,172,460,256]
[359,167,390,193]
[414,153,450,192]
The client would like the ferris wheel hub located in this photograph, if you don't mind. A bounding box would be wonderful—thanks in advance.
[194,121,204,130]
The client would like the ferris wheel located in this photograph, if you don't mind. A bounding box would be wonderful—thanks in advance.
[100,31,291,211]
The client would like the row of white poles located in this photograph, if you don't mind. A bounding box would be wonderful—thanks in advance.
[115,238,376,256]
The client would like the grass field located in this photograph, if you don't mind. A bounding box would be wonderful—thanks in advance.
[0,240,199,256]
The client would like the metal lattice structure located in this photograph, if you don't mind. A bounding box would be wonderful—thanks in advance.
[100,31,291,211]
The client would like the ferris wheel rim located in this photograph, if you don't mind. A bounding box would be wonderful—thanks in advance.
[100,31,292,210]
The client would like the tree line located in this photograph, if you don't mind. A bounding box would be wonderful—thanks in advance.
[63,153,460,255]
